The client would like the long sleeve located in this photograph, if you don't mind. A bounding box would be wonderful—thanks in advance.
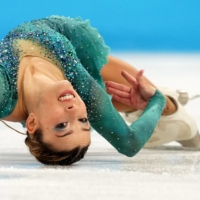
[0,66,15,118]
[89,88,166,157]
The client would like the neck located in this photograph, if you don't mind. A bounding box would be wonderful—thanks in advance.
[17,56,65,120]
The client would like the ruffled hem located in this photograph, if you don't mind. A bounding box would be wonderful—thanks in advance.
[48,15,110,73]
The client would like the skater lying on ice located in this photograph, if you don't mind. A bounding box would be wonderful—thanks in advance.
[0,15,199,165]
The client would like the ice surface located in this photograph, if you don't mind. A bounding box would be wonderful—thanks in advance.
[0,53,200,200]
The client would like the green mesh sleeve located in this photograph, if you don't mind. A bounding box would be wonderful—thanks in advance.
[89,89,166,157]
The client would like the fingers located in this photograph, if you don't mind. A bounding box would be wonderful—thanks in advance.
[136,70,144,82]
[112,94,132,107]
[121,71,138,85]
[106,85,131,98]
[121,71,138,90]
[105,80,133,107]
[123,69,145,90]
[105,81,131,93]
[136,70,146,89]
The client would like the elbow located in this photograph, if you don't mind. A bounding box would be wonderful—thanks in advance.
[123,150,138,157]
[118,144,142,157]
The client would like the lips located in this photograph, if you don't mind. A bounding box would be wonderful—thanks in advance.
[58,90,75,102]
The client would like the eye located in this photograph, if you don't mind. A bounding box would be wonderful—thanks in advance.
[78,118,88,124]
[55,122,68,130]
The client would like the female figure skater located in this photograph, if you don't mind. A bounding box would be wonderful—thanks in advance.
[0,16,198,165]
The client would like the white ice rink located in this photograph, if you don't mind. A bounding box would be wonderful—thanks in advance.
[0,53,200,200]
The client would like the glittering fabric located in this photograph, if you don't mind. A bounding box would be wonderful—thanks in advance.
[0,16,109,118]
[0,16,166,156]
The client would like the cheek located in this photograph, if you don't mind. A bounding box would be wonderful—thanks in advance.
[39,106,63,127]
[80,102,87,113]
[42,104,62,116]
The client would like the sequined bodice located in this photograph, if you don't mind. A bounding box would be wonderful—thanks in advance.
[0,16,109,118]
[0,16,166,156]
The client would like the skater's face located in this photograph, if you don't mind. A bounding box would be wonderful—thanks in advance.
[26,80,91,151]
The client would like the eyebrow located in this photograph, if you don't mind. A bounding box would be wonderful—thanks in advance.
[56,127,91,138]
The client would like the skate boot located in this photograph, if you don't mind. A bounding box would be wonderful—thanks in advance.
[122,87,200,148]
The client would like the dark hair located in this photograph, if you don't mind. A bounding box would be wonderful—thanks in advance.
[25,129,89,165]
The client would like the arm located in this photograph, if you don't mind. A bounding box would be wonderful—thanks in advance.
[90,71,166,157]
[91,89,165,156]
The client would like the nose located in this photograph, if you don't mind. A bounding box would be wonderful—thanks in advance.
[65,104,79,119]
[65,104,78,112]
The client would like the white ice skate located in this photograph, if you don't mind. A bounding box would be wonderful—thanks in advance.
[121,87,200,151]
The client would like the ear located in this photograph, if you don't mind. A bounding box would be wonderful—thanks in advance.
[26,113,39,134]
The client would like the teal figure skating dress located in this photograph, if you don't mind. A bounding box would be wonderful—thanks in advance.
[0,16,166,156]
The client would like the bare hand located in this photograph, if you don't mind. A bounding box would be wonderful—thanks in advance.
[105,70,156,110]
